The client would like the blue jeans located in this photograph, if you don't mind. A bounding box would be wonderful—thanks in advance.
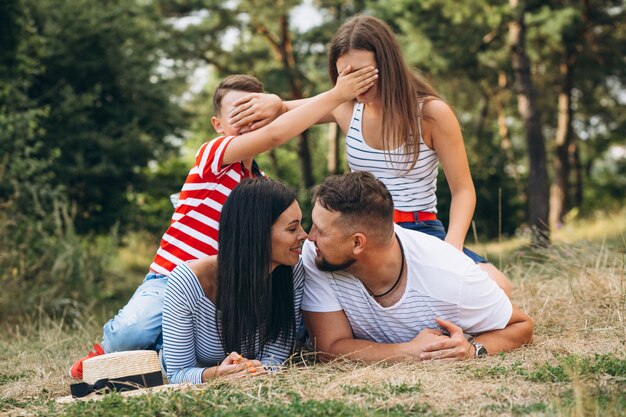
[397,219,488,264]
[102,272,167,353]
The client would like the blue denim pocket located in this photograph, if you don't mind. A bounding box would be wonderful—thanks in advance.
[144,271,167,282]
[398,219,447,241]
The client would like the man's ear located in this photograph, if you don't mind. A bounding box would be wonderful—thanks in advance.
[352,232,367,256]
[211,116,224,134]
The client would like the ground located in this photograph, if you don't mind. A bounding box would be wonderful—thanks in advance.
[1,211,624,416]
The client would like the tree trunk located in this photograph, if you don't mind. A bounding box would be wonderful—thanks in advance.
[298,130,314,187]
[571,141,583,209]
[494,71,519,162]
[495,72,522,188]
[267,149,285,179]
[549,57,575,229]
[255,15,315,188]
[475,91,489,141]
[509,0,550,246]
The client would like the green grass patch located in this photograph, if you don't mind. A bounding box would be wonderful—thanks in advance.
[0,370,34,386]
[481,401,548,416]
[42,390,436,417]
[482,386,626,416]
[471,354,626,383]
[341,381,421,396]
[554,386,626,417]
[523,354,626,383]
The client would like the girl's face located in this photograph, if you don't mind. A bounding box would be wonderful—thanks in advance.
[336,49,379,104]
[270,201,307,270]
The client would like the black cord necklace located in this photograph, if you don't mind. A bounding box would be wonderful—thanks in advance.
[365,234,405,298]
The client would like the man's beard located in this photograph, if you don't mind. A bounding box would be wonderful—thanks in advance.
[315,255,356,272]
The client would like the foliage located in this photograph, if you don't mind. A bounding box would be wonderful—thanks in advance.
[0,199,119,318]
[0,0,173,315]
[1,0,625,317]
[24,0,188,234]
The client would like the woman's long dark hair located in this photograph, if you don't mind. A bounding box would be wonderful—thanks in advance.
[215,178,298,359]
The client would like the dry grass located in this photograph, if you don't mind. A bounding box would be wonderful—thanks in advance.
[1,214,625,416]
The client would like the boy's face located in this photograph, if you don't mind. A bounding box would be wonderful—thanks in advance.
[211,90,253,136]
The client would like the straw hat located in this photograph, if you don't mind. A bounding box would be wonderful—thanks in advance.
[71,350,163,398]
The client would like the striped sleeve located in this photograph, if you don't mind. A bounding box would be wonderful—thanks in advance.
[162,264,206,384]
[196,136,237,179]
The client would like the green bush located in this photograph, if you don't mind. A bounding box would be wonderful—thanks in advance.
[0,199,118,321]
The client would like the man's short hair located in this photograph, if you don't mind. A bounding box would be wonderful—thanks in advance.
[213,74,264,116]
[312,172,394,241]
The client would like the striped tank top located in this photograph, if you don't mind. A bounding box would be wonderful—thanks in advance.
[345,102,439,213]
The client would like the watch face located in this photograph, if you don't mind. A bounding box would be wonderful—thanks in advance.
[476,345,488,357]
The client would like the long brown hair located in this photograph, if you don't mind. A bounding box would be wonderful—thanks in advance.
[328,15,442,169]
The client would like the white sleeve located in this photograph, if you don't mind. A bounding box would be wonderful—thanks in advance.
[300,241,343,312]
[457,264,513,334]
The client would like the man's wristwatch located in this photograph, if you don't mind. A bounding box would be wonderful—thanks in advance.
[468,337,488,358]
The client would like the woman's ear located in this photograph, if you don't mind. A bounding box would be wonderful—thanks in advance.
[211,116,224,134]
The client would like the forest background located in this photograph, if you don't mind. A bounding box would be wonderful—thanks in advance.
[1,0,625,321]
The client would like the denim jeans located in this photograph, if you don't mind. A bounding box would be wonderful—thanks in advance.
[102,272,167,353]
[397,219,488,264]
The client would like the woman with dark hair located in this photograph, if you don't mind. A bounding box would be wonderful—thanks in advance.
[229,14,512,297]
[161,178,307,383]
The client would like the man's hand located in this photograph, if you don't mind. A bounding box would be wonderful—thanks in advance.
[229,93,285,131]
[419,317,473,361]
[398,327,448,360]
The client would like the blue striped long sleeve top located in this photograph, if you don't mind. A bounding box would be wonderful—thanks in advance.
[162,261,304,384]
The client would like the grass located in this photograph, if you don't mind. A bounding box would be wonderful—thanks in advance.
[1,210,625,416]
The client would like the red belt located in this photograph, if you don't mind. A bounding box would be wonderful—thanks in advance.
[393,209,437,223]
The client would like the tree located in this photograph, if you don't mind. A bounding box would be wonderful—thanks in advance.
[372,0,527,239]
[0,0,55,216]
[509,0,550,245]
[25,0,187,233]
[160,0,368,189]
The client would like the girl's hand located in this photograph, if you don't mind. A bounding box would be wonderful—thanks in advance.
[229,93,285,131]
[333,65,378,102]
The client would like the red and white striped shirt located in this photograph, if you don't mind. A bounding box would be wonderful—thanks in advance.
[149,135,258,275]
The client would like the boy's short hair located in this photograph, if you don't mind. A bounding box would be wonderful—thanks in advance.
[213,75,264,116]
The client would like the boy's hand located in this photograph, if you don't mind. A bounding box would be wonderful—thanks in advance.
[229,93,285,131]
[333,65,378,102]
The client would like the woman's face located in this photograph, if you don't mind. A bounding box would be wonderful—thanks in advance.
[270,201,307,270]
[336,49,379,104]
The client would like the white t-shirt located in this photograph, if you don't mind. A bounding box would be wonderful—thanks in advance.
[302,225,512,343]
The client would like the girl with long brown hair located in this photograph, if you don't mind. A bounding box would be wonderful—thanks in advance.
[229,14,511,296]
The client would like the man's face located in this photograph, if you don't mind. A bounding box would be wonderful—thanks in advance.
[308,203,356,272]
[211,90,253,136]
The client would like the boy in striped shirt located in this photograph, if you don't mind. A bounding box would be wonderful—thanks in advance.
[70,68,378,379]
